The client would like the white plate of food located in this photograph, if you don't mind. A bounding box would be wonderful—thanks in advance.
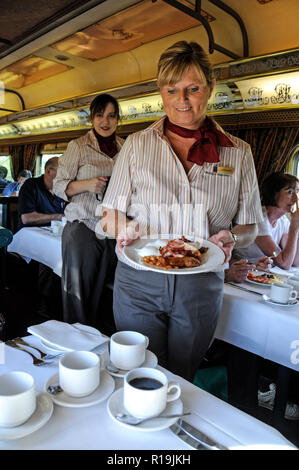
[246,271,285,287]
[123,236,225,274]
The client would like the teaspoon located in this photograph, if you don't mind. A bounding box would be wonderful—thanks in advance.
[105,362,121,374]
[116,412,191,426]
[47,384,64,395]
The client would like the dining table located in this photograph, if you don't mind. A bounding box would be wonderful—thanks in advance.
[6,226,299,434]
[7,226,63,276]
[7,227,299,372]
[216,279,299,373]
[0,332,296,451]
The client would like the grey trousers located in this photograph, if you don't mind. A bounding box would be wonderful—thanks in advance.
[61,221,117,327]
[113,262,224,382]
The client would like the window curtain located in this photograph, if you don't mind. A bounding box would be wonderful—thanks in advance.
[8,145,23,180]
[229,127,299,184]
[23,143,41,173]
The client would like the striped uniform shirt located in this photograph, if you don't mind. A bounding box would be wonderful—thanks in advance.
[102,117,263,268]
[53,129,124,232]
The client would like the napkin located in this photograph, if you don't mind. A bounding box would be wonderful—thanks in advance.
[27,320,108,351]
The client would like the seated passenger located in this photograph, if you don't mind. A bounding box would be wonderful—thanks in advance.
[235,172,299,270]
[18,157,65,230]
[0,166,9,193]
[3,170,32,196]
[53,94,124,330]
[16,157,66,320]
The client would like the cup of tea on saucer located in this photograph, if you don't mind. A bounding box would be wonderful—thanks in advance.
[0,371,36,427]
[59,351,100,397]
[123,367,181,419]
[110,331,149,370]
[270,282,298,304]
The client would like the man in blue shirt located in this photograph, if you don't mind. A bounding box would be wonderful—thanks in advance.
[18,157,65,230]
[3,170,32,196]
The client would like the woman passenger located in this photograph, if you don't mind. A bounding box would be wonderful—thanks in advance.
[53,93,124,328]
[100,41,263,382]
[236,172,299,270]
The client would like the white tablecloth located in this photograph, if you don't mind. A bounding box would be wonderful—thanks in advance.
[7,226,62,276]
[0,335,295,450]
[7,227,299,371]
[216,283,299,371]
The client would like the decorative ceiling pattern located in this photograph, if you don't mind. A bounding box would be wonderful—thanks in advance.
[51,0,215,61]
[0,0,297,120]
[0,56,71,89]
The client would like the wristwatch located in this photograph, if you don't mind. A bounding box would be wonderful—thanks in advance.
[230,231,238,243]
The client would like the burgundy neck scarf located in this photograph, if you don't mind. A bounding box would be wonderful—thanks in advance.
[165,117,234,165]
[93,129,118,158]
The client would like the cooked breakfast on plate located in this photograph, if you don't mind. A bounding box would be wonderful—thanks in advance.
[247,272,284,285]
[141,236,208,270]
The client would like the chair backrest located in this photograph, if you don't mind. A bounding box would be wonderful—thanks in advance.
[0,226,13,248]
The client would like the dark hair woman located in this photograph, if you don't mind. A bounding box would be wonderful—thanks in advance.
[53,93,124,330]
[236,172,299,270]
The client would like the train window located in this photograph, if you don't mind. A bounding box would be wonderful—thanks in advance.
[35,153,62,176]
[0,155,13,181]
[286,144,299,179]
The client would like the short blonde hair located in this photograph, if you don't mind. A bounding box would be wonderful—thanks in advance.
[157,41,213,88]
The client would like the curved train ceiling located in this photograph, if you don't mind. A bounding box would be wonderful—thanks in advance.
[0,0,298,117]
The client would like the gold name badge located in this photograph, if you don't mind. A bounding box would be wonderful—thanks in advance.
[213,165,234,175]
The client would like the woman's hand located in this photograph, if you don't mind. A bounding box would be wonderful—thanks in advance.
[87,177,109,195]
[290,207,299,231]
[255,255,273,271]
[225,259,255,283]
[208,230,235,263]
[117,222,141,253]
[66,177,110,198]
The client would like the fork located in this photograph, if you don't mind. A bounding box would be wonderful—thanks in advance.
[14,337,60,360]
[5,340,54,366]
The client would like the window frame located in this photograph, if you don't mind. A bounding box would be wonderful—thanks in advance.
[0,154,13,181]
[286,144,299,178]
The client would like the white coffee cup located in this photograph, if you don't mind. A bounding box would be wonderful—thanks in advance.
[288,275,299,291]
[59,351,100,397]
[270,282,298,304]
[51,220,63,236]
[110,331,149,371]
[0,371,36,427]
[124,367,181,419]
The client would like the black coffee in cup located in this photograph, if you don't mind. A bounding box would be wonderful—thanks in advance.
[129,377,163,390]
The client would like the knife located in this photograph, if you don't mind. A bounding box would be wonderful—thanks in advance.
[170,419,228,450]
[225,282,263,296]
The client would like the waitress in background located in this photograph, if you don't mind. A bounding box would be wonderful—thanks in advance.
[54,93,124,330]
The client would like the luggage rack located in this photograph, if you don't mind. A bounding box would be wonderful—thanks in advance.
[152,0,249,60]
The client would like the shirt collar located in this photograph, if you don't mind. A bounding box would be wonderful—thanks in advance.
[82,128,123,151]
[142,116,237,148]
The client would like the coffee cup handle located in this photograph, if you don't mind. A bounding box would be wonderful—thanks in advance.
[290,289,298,300]
[166,382,181,402]
[144,335,149,349]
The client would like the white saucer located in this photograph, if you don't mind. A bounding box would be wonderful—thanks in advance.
[106,350,158,378]
[262,294,299,308]
[45,370,115,407]
[107,388,183,432]
[0,393,53,441]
